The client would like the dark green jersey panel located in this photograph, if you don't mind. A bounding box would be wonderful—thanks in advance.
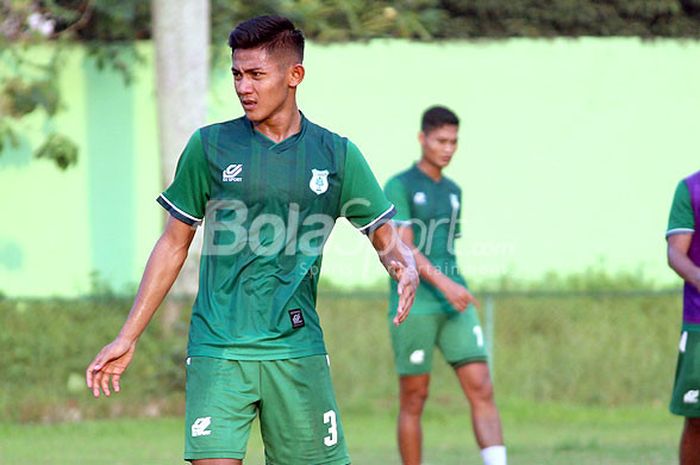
[385,164,464,315]
[158,114,394,359]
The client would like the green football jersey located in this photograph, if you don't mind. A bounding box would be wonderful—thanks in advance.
[158,114,394,360]
[385,164,465,315]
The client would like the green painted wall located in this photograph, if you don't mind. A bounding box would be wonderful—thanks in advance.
[1,39,698,297]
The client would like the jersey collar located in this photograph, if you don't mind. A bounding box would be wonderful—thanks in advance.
[246,112,308,153]
[412,162,444,184]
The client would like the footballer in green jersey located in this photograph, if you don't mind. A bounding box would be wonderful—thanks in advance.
[87,15,418,465]
[384,106,506,465]
[666,172,700,464]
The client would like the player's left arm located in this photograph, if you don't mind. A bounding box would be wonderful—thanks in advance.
[339,140,417,322]
[369,222,418,326]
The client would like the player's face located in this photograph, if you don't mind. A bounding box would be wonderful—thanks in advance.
[232,47,302,123]
[419,124,458,169]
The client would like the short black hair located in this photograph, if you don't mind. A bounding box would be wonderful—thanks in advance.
[421,106,460,133]
[228,15,305,63]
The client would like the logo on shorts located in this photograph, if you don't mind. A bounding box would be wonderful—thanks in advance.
[680,331,688,353]
[684,390,699,404]
[309,169,329,195]
[191,417,212,437]
[409,350,425,365]
[413,192,426,205]
[289,309,305,329]
[223,164,243,182]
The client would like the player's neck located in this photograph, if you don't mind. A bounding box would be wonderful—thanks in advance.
[417,159,443,181]
[253,104,302,143]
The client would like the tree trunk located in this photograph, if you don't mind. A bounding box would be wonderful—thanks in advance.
[152,0,210,301]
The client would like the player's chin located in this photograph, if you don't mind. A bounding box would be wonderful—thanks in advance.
[242,108,266,123]
[243,112,261,123]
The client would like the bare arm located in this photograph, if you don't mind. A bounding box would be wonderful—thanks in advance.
[86,216,196,397]
[668,233,700,292]
[369,222,418,325]
[397,225,478,312]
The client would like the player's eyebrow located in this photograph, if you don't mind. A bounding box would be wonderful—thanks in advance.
[231,66,266,73]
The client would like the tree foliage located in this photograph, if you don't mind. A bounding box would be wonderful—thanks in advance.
[0,0,144,170]
[2,0,699,169]
[6,0,699,44]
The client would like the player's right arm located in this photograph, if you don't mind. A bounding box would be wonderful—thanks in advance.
[396,224,479,312]
[85,216,195,398]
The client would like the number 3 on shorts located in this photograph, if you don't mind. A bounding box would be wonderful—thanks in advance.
[323,410,338,446]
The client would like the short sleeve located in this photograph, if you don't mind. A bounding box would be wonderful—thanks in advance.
[157,130,210,226]
[384,176,412,227]
[667,180,695,237]
[339,140,395,234]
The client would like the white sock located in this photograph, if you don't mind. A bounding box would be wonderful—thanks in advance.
[480,445,507,465]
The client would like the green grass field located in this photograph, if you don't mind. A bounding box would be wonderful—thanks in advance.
[0,290,684,464]
[0,400,680,465]
[1,292,679,422]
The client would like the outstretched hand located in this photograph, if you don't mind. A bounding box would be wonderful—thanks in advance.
[85,338,136,398]
[390,260,418,326]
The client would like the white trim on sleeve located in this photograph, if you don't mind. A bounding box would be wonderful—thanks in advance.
[159,194,203,223]
[358,205,395,233]
[666,228,695,238]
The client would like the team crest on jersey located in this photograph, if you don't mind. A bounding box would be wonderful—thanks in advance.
[223,164,243,182]
[309,169,329,195]
[450,193,460,210]
[413,192,426,205]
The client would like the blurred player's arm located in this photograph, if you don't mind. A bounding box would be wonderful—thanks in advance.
[86,216,196,398]
[396,224,478,312]
[370,222,418,326]
[667,233,700,292]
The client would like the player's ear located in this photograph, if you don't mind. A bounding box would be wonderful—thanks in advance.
[418,131,425,146]
[288,63,305,88]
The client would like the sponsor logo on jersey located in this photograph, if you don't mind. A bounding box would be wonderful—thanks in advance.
[191,417,212,437]
[409,349,425,365]
[413,192,426,205]
[309,169,329,194]
[223,164,243,182]
[684,390,699,404]
[289,309,305,328]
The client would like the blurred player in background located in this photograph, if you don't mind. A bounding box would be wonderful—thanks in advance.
[384,106,506,465]
[666,170,700,465]
[86,15,418,465]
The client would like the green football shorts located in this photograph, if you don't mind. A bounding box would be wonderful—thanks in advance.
[389,306,488,376]
[184,354,350,464]
[670,328,700,418]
